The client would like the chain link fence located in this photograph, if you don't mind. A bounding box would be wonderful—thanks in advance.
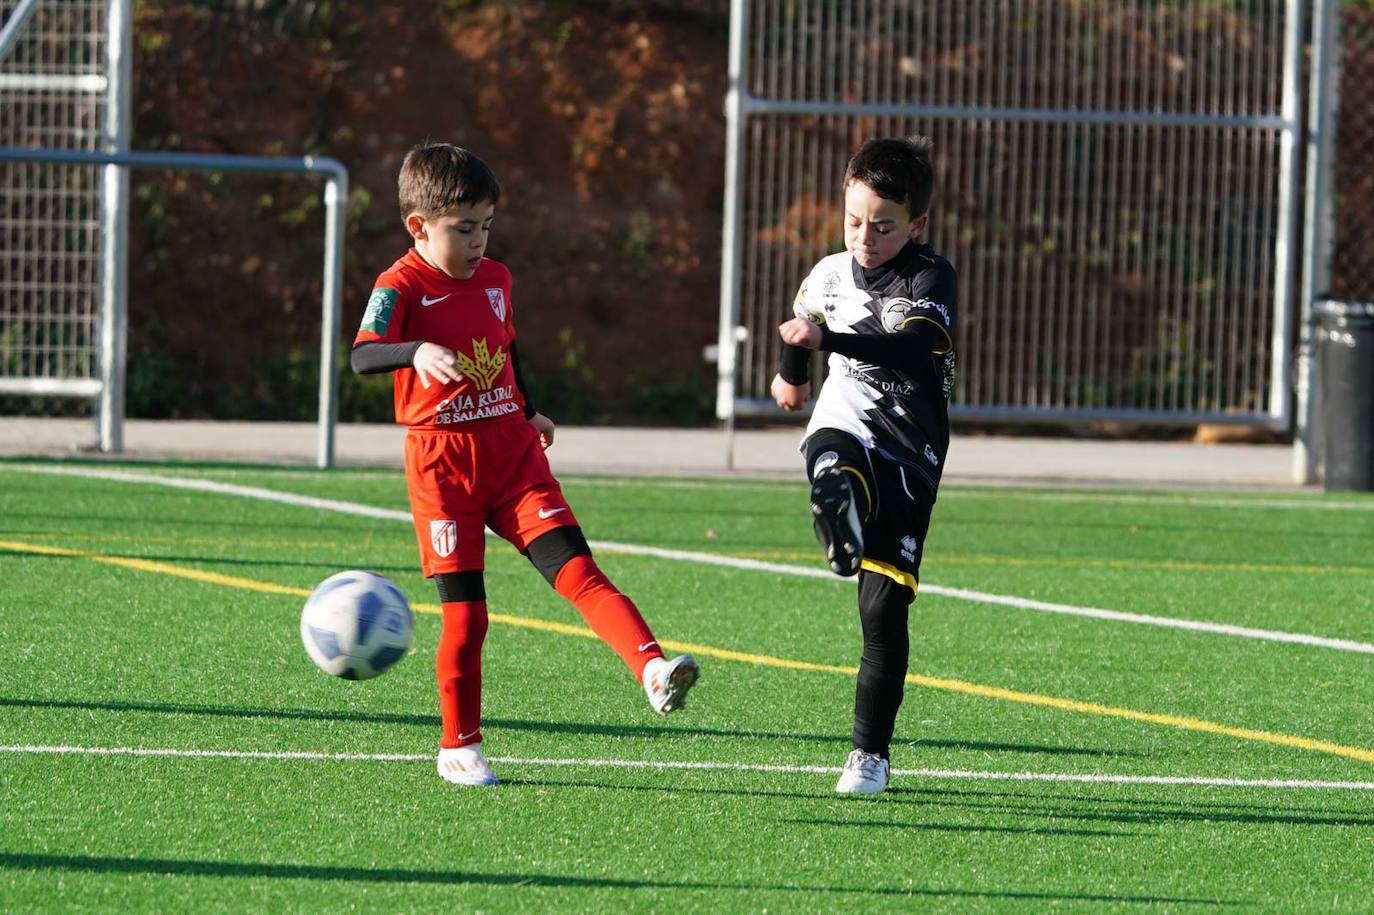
[1327,3,1374,301]
[719,0,1301,428]
[0,0,110,404]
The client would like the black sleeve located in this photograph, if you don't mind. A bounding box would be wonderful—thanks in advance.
[818,323,945,369]
[509,341,537,419]
[779,343,812,385]
[351,340,422,375]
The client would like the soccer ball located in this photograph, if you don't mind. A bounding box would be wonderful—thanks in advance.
[300,571,413,680]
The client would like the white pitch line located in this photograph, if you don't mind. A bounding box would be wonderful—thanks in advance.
[4,464,413,522]
[943,489,1374,512]
[7,464,1374,655]
[4,744,1374,792]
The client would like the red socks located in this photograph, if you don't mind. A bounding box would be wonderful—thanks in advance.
[436,558,659,748]
[554,555,663,679]
[436,600,488,748]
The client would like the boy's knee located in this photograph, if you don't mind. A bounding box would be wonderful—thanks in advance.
[858,572,913,624]
[806,431,867,479]
[806,431,875,519]
[524,526,592,586]
[435,570,486,603]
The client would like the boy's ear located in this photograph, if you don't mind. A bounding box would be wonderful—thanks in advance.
[909,213,929,240]
[404,212,428,241]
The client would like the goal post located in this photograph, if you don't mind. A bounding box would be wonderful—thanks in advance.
[1,0,348,468]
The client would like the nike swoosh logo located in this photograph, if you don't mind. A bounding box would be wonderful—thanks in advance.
[456,729,480,742]
[637,641,659,653]
[420,293,450,306]
[537,507,567,520]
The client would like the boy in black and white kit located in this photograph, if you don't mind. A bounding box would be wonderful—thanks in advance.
[770,136,956,795]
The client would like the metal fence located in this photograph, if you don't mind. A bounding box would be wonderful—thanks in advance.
[0,0,117,399]
[717,0,1302,429]
[0,0,131,456]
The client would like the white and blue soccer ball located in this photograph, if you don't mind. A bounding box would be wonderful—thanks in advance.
[300,571,413,680]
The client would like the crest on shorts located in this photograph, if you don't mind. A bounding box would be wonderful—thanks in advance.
[486,288,506,321]
[430,520,457,558]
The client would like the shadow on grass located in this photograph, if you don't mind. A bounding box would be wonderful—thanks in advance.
[0,696,836,744]
[0,852,1238,905]
[518,774,1374,832]
[894,785,1374,829]
[783,816,1136,838]
[899,783,1374,818]
[0,697,1133,759]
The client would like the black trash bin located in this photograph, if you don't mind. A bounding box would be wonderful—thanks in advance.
[1315,299,1374,491]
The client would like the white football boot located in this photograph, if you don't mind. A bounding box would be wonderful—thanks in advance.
[436,742,499,787]
[834,748,890,795]
[642,654,700,714]
[810,467,863,577]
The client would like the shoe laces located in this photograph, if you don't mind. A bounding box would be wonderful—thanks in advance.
[844,749,887,775]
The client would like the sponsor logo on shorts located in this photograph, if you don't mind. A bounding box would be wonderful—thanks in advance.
[430,520,457,558]
[900,534,918,563]
[924,443,940,466]
[537,506,567,520]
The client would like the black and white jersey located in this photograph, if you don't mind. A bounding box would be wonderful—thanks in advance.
[796,241,957,494]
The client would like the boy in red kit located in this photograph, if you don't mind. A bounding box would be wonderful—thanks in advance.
[352,143,699,787]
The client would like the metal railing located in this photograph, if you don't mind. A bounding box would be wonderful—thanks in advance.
[0,145,349,468]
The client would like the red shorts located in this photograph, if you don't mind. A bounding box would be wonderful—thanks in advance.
[403,419,578,576]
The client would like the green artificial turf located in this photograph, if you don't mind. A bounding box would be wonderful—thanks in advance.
[2,460,1373,912]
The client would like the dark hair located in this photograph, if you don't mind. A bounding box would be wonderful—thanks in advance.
[398,143,501,219]
[843,136,934,219]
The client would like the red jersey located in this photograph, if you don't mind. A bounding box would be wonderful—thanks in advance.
[354,250,526,429]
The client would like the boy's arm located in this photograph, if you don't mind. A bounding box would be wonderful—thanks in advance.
[814,263,956,368]
[816,322,947,368]
[779,342,811,385]
[774,274,813,387]
[508,342,538,420]
[352,282,466,386]
[350,340,422,374]
[352,340,463,389]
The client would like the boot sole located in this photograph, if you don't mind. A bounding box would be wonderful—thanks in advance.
[810,469,862,577]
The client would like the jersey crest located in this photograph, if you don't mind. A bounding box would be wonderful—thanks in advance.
[486,288,507,321]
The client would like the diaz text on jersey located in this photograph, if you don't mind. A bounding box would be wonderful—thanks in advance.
[800,241,957,494]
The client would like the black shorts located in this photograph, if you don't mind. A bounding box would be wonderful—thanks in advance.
[805,430,935,593]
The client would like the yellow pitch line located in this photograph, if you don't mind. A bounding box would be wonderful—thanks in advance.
[6,537,1374,765]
